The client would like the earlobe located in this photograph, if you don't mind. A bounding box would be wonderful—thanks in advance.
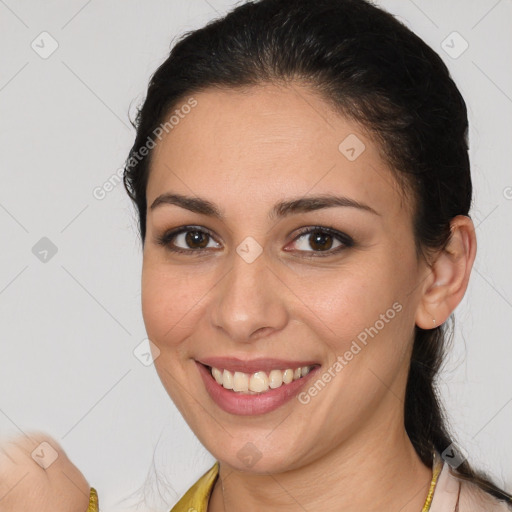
[415,215,477,329]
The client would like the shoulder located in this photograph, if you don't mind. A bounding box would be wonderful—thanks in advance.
[169,462,219,512]
[458,475,511,512]
[430,462,511,512]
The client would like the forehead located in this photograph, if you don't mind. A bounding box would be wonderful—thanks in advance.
[146,84,406,219]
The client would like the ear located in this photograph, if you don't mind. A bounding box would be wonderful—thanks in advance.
[415,215,477,329]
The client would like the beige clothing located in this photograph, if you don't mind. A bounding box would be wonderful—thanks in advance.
[431,461,511,511]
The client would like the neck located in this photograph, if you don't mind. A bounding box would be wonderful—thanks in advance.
[208,411,433,512]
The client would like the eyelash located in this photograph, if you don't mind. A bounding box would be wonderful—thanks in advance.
[155,225,354,258]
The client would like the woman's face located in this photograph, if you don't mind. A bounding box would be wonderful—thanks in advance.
[141,84,428,473]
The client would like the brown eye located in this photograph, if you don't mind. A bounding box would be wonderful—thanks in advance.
[307,231,334,251]
[184,230,210,249]
[289,226,354,256]
[155,226,221,254]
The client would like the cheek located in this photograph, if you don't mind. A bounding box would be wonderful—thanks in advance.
[140,263,209,348]
[140,263,208,413]
[297,263,401,336]
[293,255,415,373]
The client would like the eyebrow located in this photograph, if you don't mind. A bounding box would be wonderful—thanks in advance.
[149,192,380,219]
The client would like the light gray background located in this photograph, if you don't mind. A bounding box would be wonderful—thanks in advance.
[0,1,511,511]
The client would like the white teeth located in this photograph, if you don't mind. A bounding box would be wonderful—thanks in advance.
[249,371,269,392]
[268,369,283,389]
[212,367,223,385]
[222,369,234,390]
[301,366,311,377]
[282,369,294,384]
[209,365,315,394]
[233,371,249,392]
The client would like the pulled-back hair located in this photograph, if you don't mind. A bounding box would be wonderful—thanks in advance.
[123,0,511,503]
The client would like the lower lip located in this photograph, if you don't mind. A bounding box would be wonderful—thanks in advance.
[196,362,320,416]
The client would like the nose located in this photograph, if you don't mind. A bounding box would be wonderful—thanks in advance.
[210,245,289,343]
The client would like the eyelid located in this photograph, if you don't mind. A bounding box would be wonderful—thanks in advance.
[155,224,354,256]
[154,225,221,255]
[292,225,353,245]
[287,225,354,256]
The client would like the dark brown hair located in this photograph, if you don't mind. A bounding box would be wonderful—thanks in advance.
[123,0,511,504]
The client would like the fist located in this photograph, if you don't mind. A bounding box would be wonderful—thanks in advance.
[0,431,91,512]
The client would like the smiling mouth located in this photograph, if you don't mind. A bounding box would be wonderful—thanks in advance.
[204,364,319,394]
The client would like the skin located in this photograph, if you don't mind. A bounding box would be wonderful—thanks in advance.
[0,432,91,512]
[142,83,476,512]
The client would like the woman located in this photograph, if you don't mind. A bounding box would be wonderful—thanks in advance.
[120,0,512,510]
[1,0,510,511]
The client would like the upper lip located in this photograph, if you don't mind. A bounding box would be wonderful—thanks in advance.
[196,357,320,374]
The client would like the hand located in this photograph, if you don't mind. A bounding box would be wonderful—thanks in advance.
[0,431,91,512]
